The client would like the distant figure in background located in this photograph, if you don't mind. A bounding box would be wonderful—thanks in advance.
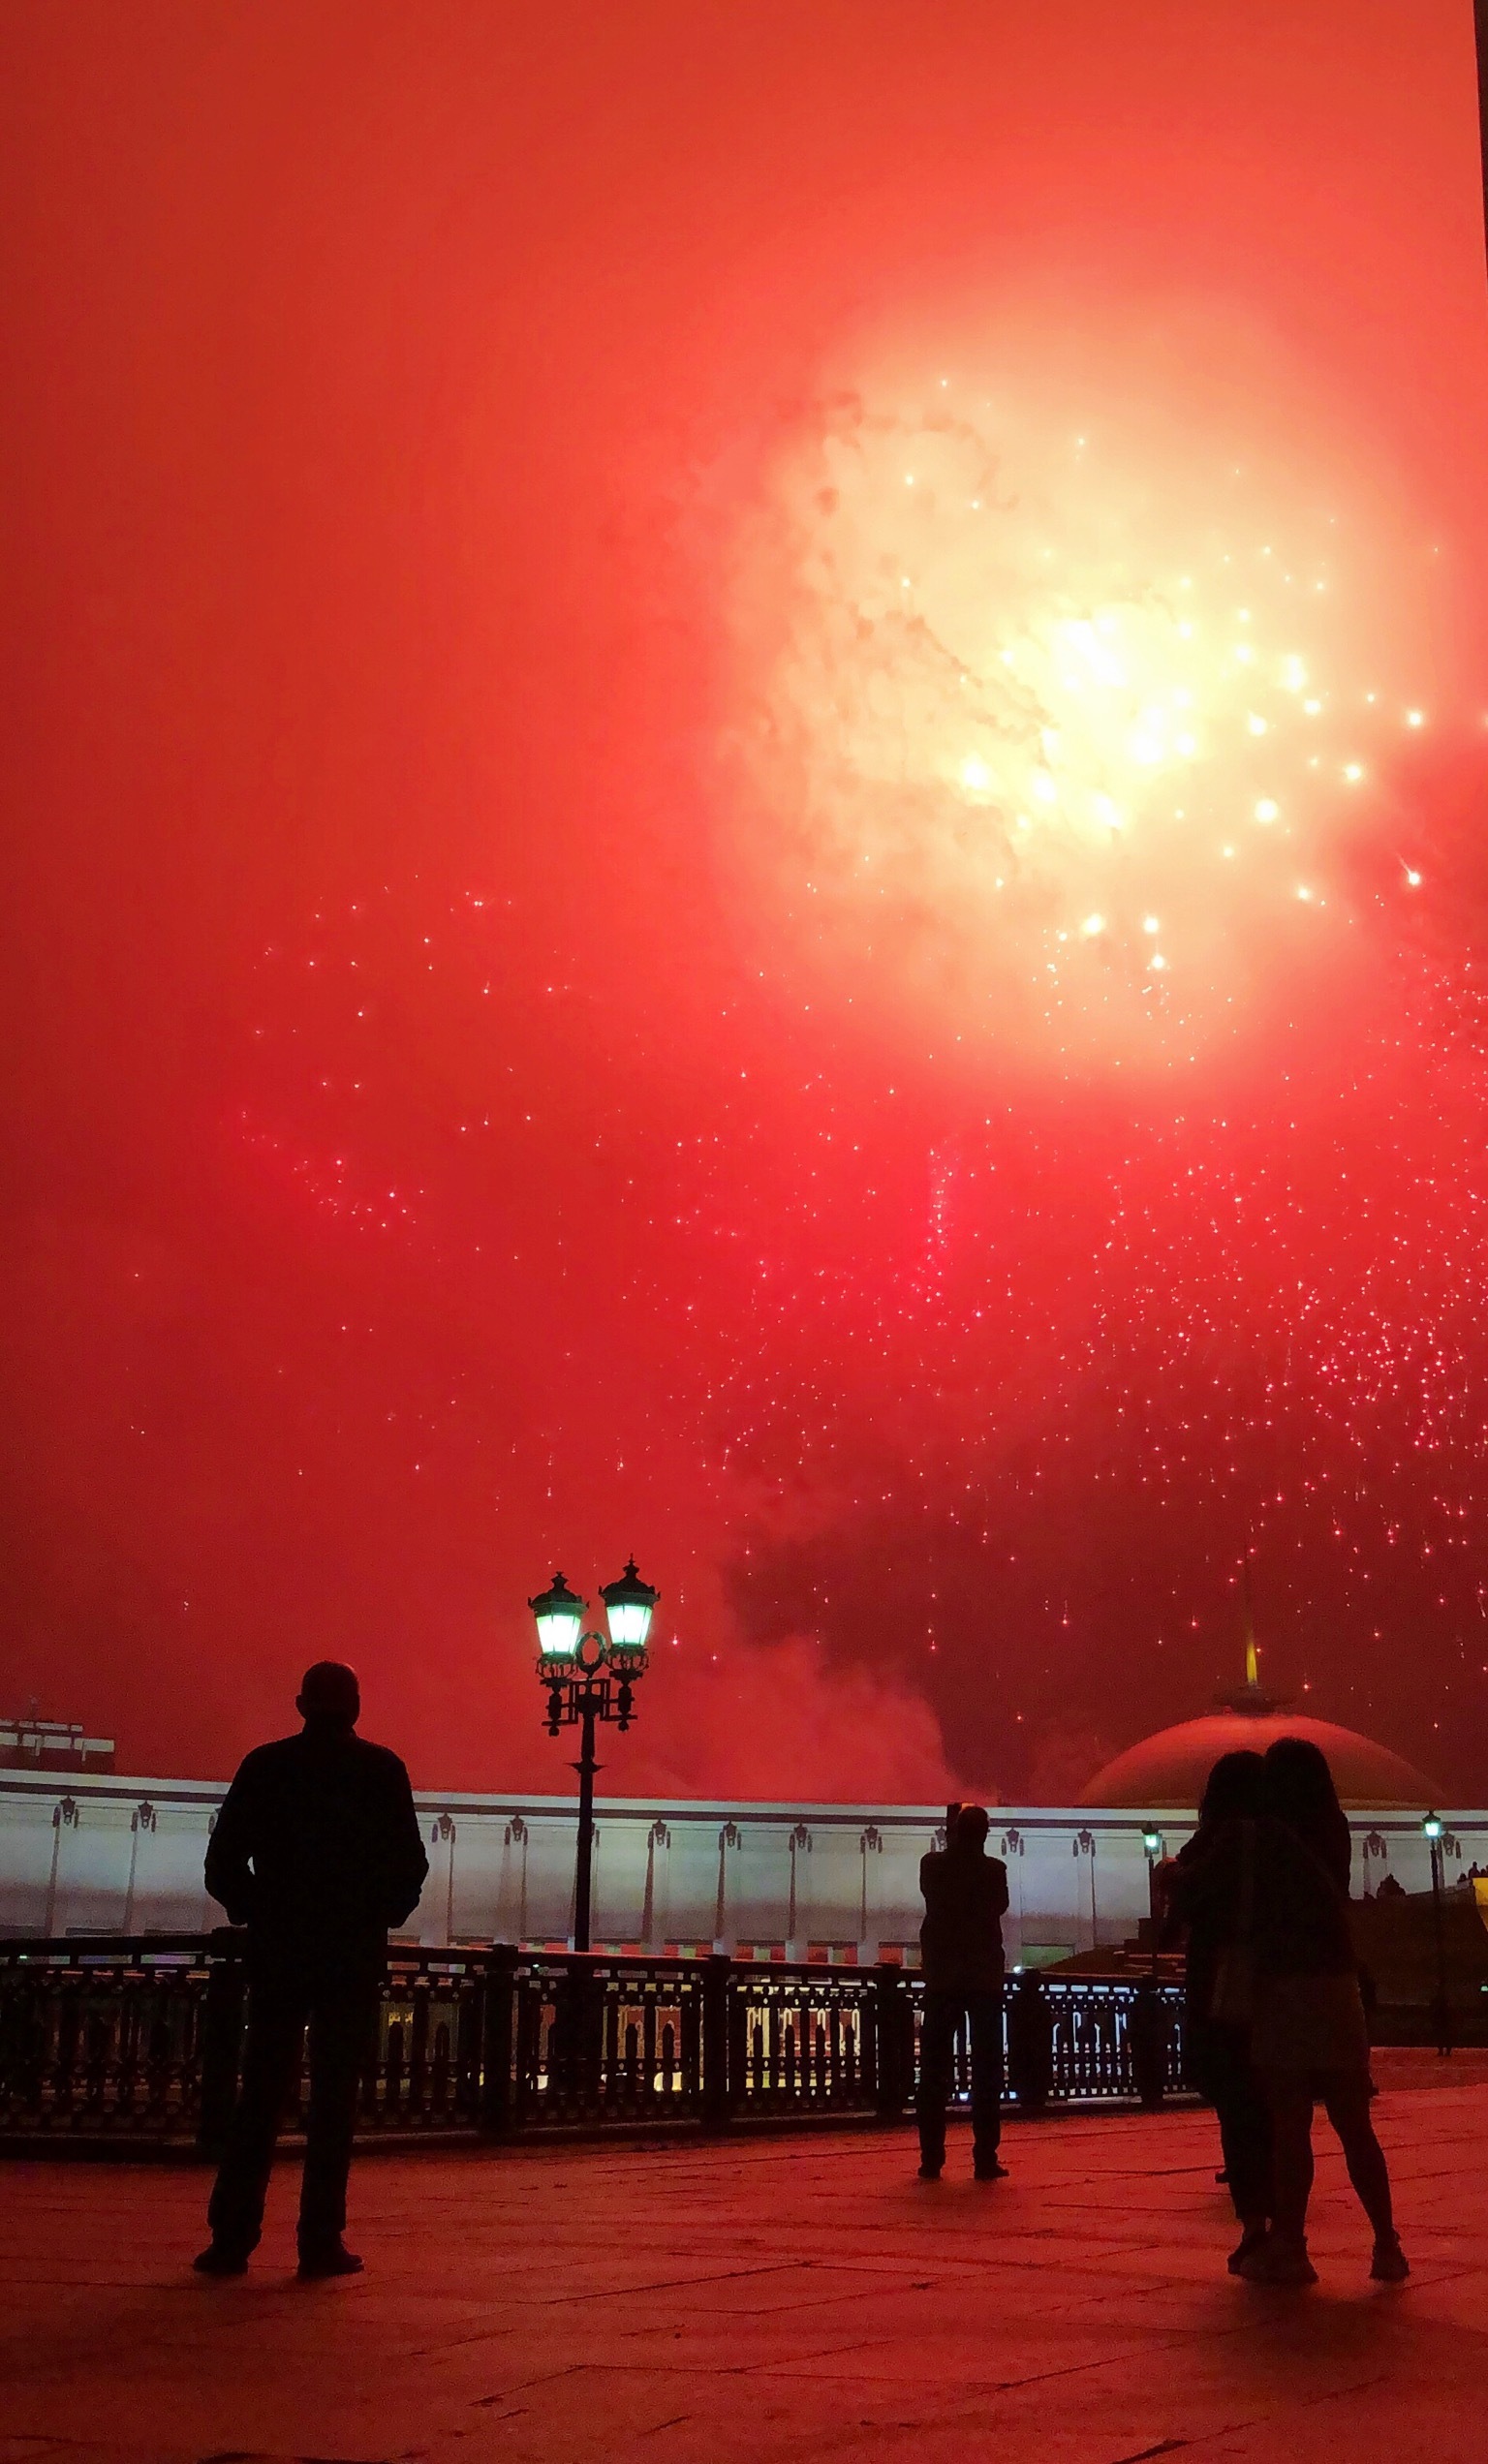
[1166,1749,1271,2272]
[195,1662,428,2280]
[915,1803,1009,2182]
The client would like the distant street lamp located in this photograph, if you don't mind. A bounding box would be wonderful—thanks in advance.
[528,1561,660,1954]
[1422,1811,1452,2057]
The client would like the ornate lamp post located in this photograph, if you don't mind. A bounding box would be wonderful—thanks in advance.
[528,1560,660,1953]
[1422,1810,1451,2056]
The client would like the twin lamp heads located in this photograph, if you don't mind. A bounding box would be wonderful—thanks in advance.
[529,1560,660,1670]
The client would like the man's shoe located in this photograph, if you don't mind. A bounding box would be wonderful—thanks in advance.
[1226,2223,1269,2275]
[1370,2234,1410,2283]
[915,2163,943,2182]
[297,2240,364,2280]
[193,2243,248,2277]
[974,2158,1008,2180]
[1237,2237,1317,2287]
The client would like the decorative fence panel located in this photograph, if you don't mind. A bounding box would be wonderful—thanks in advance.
[0,1935,1187,2152]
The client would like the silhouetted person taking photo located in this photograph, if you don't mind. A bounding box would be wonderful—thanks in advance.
[195,1662,428,2279]
[916,1803,1009,2181]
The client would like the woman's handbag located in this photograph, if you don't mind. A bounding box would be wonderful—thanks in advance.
[1208,1819,1256,2027]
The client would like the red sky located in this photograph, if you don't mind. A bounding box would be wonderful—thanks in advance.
[4,1,1488,1802]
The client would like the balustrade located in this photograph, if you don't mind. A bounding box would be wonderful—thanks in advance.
[0,1935,1187,2149]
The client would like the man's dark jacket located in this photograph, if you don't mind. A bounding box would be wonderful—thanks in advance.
[918,1843,1009,1994]
[205,1728,429,1980]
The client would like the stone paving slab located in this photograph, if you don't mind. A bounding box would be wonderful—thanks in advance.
[0,2073,1485,2462]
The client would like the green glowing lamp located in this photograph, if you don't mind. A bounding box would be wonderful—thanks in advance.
[529,1572,585,1661]
[599,1558,660,1656]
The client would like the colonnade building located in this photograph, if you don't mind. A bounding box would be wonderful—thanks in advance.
[2,1661,1470,1955]
[0,1764,1476,1961]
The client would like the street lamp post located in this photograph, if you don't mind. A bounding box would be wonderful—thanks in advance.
[1141,1827,1165,1978]
[1422,1811,1451,2057]
[1132,1824,1169,2108]
[528,1561,660,1954]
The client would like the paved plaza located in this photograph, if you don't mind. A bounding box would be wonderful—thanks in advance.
[2,2054,1487,2464]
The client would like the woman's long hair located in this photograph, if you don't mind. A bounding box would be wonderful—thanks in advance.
[1263,1736,1351,1893]
[1198,1749,1265,1828]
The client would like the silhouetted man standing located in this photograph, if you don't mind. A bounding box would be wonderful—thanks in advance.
[916,1803,1009,2181]
[195,1662,428,2278]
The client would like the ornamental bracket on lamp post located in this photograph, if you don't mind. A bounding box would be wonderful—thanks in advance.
[527,1560,661,1954]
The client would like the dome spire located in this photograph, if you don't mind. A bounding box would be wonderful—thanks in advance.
[1243,1561,1259,1692]
[1216,1558,1287,1716]
[1076,1553,1441,1808]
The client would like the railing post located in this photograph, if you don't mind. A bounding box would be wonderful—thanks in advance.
[514,1961,542,2123]
[1007,1972,1052,2114]
[1131,1979,1167,2111]
[196,1931,246,2158]
[701,1953,731,2131]
[680,1965,702,2104]
[551,1956,603,2115]
[873,1963,910,2121]
[478,1946,517,2138]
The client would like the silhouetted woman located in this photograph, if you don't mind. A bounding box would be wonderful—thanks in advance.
[1243,1738,1408,2285]
[1166,1749,1270,2271]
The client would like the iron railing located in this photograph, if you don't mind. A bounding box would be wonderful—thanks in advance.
[0,1935,1187,2151]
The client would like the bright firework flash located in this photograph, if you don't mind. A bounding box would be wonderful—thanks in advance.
[725,342,1451,1073]
[679,320,1488,1780]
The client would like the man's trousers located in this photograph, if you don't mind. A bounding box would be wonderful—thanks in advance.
[206,1968,379,2258]
[915,1987,1005,2171]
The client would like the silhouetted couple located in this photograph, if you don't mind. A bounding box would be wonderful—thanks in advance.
[1168,1737,1408,2286]
[916,1802,1009,2180]
[195,1662,428,2279]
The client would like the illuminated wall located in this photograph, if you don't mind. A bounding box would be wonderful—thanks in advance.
[1,1771,1476,1957]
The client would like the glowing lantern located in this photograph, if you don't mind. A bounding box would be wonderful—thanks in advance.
[599,1558,660,1657]
[528,1572,585,1662]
